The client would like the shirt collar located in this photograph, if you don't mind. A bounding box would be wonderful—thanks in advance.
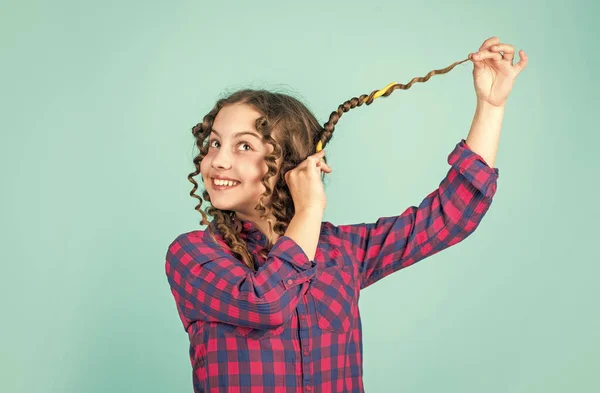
[208,217,265,243]
[239,218,262,238]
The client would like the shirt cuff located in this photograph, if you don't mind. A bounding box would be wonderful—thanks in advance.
[270,235,315,270]
[447,139,500,198]
[270,235,318,289]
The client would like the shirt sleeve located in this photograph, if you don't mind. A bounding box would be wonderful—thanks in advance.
[335,139,499,290]
[165,232,318,332]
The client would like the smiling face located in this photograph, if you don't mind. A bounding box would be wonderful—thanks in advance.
[200,103,281,221]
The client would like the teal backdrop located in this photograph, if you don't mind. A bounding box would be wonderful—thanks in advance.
[2,0,598,392]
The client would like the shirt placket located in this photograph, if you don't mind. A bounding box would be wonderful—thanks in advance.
[254,229,315,392]
[297,291,314,392]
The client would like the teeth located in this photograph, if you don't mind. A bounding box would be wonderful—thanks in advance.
[213,178,239,187]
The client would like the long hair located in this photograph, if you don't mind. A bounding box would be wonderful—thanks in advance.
[187,57,470,271]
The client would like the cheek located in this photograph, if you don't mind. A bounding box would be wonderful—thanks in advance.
[199,158,209,182]
[241,161,268,190]
[247,158,268,178]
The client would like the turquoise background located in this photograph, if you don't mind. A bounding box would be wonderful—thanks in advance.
[2,0,598,392]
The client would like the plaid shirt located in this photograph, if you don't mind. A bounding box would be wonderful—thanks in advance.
[165,139,499,393]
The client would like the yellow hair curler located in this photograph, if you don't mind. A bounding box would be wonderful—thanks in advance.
[315,81,396,153]
[370,81,396,101]
[316,140,323,153]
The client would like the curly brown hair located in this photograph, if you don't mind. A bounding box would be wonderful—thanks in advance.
[187,57,470,271]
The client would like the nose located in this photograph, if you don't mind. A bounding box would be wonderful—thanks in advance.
[210,147,233,170]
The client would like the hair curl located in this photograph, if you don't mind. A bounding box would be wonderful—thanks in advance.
[187,57,470,271]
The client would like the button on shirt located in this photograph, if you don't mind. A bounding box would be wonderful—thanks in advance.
[165,139,499,393]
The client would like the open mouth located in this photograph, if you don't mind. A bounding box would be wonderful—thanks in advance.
[212,178,240,190]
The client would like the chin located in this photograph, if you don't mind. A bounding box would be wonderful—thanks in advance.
[209,197,236,211]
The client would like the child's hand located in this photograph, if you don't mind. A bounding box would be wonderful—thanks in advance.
[468,36,528,107]
[284,149,332,213]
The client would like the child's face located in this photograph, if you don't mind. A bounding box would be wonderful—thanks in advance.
[200,103,281,219]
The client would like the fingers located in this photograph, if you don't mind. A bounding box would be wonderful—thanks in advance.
[470,37,504,63]
[490,43,515,58]
[313,149,326,159]
[513,50,528,74]
[490,43,515,65]
[306,149,325,164]
[289,149,330,176]
[469,50,503,62]
[313,149,332,172]
[479,36,500,52]
[469,39,528,75]
[316,159,332,173]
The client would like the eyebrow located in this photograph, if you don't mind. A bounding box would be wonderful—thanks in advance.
[211,129,261,139]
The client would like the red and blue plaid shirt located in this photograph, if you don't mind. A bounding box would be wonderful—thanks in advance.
[165,139,499,393]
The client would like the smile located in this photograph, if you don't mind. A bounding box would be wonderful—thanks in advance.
[212,178,241,190]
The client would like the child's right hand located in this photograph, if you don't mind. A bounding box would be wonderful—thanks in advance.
[284,149,332,213]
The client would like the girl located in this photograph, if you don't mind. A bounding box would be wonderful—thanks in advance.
[165,37,528,393]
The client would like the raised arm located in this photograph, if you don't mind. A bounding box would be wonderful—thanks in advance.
[335,139,499,290]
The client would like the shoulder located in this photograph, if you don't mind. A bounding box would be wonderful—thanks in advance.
[165,229,225,267]
[167,229,207,249]
[320,220,337,233]
[319,220,345,245]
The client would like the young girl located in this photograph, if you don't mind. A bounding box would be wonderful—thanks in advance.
[165,37,527,393]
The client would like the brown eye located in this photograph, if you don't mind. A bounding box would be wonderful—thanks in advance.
[239,141,252,151]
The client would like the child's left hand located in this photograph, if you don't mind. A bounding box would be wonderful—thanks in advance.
[468,36,528,108]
